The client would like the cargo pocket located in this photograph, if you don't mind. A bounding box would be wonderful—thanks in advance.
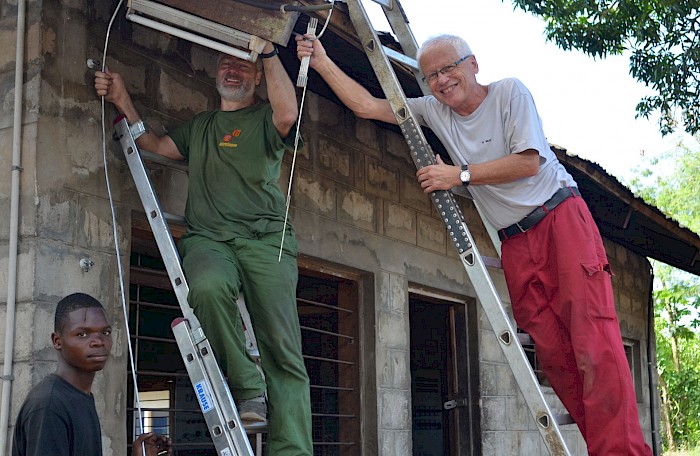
[581,262,617,319]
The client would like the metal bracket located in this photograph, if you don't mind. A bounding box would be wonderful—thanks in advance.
[444,398,469,410]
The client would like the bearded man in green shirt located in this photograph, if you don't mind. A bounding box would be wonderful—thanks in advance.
[95,41,312,455]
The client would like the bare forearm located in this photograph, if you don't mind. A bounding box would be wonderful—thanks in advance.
[312,57,395,123]
[263,54,298,136]
[470,151,539,185]
[96,70,182,161]
[417,150,540,193]
[116,105,181,161]
[110,97,166,155]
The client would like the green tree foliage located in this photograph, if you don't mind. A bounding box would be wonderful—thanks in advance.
[627,143,700,450]
[628,142,700,234]
[654,264,700,450]
[510,0,700,136]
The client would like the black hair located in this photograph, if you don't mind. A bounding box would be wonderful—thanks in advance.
[54,293,105,333]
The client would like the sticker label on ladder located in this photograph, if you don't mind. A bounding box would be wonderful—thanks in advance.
[220,449,232,456]
[195,380,215,413]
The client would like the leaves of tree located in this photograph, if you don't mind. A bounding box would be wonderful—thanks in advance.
[627,143,700,450]
[510,0,700,136]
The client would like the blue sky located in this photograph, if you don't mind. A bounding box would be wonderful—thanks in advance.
[363,0,695,181]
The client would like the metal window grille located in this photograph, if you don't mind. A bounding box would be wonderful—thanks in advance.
[127,230,361,455]
[516,328,549,387]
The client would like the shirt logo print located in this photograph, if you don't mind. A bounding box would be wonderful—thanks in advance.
[220,129,241,148]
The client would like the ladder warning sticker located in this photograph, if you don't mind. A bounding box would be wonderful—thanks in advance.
[195,380,215,413]
[220,449,232,456]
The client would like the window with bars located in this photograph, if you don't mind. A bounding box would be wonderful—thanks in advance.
[518,331,641,395]
[517,329,549,387]
[127,228,362,455]
[623,339,643,403]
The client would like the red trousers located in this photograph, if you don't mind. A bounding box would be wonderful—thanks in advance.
[501,196,652,456]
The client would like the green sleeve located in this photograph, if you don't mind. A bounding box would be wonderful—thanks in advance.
[168,118,193,161]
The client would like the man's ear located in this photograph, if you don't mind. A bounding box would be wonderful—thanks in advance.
[52,332,61,350]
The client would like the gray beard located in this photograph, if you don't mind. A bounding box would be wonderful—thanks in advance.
[216,80,252,102]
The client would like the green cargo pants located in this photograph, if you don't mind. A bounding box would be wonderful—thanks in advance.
[179,231,312,455]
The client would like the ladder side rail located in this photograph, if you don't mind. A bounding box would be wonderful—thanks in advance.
[379,0,418,58]
[115,119,256,456]
[344,2,570,455]
[113,119,202,334]
[382,0,504,256]
[172,319,256,456]
[451,186,503,258]
[377,2,432,94]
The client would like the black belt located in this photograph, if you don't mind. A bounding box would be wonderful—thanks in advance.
[498,186,580,241]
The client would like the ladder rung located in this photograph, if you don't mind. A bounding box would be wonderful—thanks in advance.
[163,212,186,225]
[244,421,268,435]
[141,150,188,170]
[481,256,502,269]
[517,333,534,346]
[514,333,575,426]
[382,46,418,70]
[555,413,576,426]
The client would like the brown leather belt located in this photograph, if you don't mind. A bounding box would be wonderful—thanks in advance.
[498,186,580,241]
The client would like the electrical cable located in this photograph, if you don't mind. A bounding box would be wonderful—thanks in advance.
[279,3,334,260]
[311,0,335,40]
[98,1,147,452]
[100,2,335,450]
[278,82,309,262]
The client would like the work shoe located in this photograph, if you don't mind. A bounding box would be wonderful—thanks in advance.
[237,395,267,424]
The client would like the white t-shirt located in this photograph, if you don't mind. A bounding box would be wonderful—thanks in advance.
[406,78,576,229]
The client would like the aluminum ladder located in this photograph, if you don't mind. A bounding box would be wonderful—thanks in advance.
[113,117,260,456]
[343,1,572,454]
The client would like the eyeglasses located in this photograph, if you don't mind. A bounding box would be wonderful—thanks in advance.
[422,55,472,83]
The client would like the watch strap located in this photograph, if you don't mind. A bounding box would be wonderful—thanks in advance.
[259,46,279,59]
[129,119,147,140]
[460,164,471,187]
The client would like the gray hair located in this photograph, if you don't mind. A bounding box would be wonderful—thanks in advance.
[217,52,262,71]
[417,34,473,66]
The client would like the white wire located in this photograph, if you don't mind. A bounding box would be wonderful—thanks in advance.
[278,2,334,261]
[99,0,147,450]
[278,83,309,262]
[314,0,335,40]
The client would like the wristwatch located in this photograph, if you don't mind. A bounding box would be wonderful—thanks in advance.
[129,119,147,140]
[259,45,279,59]
[459,164,471,186]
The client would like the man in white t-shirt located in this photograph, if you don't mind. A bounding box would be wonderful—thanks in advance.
[297,33,652,455]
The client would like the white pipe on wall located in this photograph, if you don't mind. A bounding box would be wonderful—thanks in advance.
[0,0,26,453]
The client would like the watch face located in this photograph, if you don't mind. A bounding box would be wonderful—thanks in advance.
[460,170,469,183]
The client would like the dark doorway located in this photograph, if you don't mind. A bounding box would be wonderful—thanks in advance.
[409,293,480,456]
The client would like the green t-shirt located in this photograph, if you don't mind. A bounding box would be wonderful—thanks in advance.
[170,103,297,240]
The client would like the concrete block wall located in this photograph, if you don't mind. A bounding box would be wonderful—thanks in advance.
[0,1,656,454]
[291,92,476,454]
[0,0,143,454]
[0,0,212,450]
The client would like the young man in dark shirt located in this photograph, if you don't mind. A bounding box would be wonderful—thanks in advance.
[12,293,170,456]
